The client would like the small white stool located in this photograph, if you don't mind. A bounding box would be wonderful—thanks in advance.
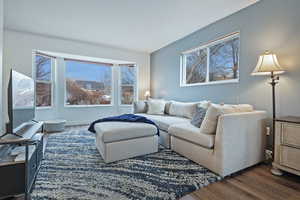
[44,119,66,133]
[94,122,158,163]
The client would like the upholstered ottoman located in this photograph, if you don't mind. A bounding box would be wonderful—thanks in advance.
[94,122,159,163]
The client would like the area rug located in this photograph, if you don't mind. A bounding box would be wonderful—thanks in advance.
[31,129,222,200]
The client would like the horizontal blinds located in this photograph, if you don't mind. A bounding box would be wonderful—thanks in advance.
[182,31,240,54]
[35,51,135,67]
[119,64,136,67]
[64,58,114,66]
[35,51,57,59]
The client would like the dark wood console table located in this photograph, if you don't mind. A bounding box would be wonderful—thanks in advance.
[0,121,44,200]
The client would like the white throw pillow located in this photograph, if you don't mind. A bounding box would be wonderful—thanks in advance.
[169,101,199,119]
[147,99,166,115]
[199,104,254,135]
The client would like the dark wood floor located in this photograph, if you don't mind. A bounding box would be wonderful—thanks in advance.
[180,164,300,200]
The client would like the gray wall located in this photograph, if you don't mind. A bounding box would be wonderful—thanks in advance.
[151,0,300,119]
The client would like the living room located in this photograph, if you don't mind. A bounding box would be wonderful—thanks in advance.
[0,0,300,199]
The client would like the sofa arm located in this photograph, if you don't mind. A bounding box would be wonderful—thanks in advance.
[214,111,267,176]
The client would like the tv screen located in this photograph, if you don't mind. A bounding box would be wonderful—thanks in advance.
[8,70,35,133]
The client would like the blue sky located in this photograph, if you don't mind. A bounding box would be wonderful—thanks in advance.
[66,61,111,82]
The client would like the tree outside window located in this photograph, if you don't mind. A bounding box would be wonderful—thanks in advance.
[181,33,239,86]
[35,55,52,107]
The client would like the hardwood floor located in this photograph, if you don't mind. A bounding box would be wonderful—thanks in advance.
[180,164,300,200]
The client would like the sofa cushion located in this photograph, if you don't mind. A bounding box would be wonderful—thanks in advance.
[168,123,215,149]
[139,114,190,131]
[94,122,157,143]
[200,104,254,135]
[169,101,198,119]
[147,99,166,115]
[133,101,147,113]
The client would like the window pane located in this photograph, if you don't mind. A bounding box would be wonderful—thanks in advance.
[36,82,51,107]
[36,55,51,81]
[185,49,207,84]
[121,66,136,85]
[66,61,112,105]
[121,86,134,105]
[209,37,239,82]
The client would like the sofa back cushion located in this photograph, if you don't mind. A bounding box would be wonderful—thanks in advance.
[133,101,148,113]
[147,99,166,115]
[169,101,201,119]
[200,104,254,135]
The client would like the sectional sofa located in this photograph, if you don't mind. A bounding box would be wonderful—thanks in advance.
[134,100,267,177]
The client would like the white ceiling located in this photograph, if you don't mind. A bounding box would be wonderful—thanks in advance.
[4,0,258,53]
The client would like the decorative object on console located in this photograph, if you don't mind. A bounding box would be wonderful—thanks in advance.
[0,130,44,200]
[251,50,285,163]
[272,116,300,176]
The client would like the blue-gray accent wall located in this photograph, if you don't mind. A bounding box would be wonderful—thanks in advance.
[150,0,300,118]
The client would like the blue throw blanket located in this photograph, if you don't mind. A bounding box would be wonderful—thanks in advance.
[88,114,159,135]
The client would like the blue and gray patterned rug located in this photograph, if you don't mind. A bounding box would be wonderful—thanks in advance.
[31,129,221,200]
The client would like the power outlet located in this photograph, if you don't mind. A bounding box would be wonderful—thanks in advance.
[266,127,271,136]
[265,150,273,161]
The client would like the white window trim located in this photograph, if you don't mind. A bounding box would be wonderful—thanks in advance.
[33,52,55,109]
[63,59,115,107]
[119,64,138,106]
[180,32,240,87]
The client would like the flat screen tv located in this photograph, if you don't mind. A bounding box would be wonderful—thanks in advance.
[7,70,35,135]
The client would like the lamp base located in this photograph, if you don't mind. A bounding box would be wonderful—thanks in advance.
[271,166,283,176]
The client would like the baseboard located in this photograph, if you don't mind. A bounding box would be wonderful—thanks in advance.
[65,120,91,126]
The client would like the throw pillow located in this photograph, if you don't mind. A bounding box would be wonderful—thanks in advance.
[199,103,254,135]
[147,99,166,115]
[191,107,207,128]
[190,101,211,128]
[133,101,148,113]
[169,101,198,119]
[164,101,172,114]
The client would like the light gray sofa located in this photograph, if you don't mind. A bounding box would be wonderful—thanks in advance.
[134,100,267,177]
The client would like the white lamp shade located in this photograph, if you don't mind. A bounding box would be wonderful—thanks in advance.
[144,90,150,97]
[252,51,285,76]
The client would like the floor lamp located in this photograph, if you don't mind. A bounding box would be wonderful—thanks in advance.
[251,50,285,164]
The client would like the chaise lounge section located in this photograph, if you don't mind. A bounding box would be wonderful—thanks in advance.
[134,100,267,177]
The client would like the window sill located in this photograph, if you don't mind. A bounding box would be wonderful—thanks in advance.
[36,106,53,110]
[119,104,133,107]
[180,79,239,87]
[64,104,114,108]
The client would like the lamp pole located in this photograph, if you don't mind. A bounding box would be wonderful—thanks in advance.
[270,71,279,160]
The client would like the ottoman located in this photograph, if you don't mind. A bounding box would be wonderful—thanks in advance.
[94,122,159,163]
[44,119,66,133]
